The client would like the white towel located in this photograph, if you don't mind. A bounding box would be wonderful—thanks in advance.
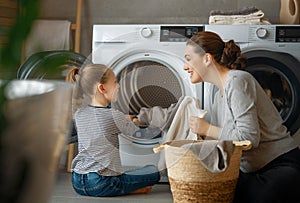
[158,96,207,170]
[137,96,185,131]
[25,20,71,59]
[209,10,271,25]
[163,96,207,142]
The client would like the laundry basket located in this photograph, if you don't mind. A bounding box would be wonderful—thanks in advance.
[154,140,251,203]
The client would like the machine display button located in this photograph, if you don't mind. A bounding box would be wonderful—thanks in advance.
[256,27,268,38]
[277,38,285,42]
[141,27,152,38]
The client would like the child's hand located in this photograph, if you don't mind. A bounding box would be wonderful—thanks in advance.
[125,115,142,126]
[132,117,142,126]
[125,115,136,121]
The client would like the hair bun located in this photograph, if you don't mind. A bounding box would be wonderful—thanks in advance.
[221,40,247,70]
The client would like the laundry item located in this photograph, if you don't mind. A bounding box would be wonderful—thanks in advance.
[25,20,72,59]
[163,96,207,142]
[182,140,235,173]
[209,6,271,25]
[137,96,207,170]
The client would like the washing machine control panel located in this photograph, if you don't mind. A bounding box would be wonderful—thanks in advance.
[160,25,204,42]
[276,26,300,43]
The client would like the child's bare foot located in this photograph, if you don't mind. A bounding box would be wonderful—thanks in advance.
[130,186,152,194]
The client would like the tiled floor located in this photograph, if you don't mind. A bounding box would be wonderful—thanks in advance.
[50,172,173,203]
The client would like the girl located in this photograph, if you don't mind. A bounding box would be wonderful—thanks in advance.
[184,31,300,203]
[69,64,160,197]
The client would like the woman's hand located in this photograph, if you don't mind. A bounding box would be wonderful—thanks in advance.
[189,116,221,139]
[189,116,211,137]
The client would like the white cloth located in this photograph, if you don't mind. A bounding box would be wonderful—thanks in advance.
[158,96,207,170]
[163,96,207,142]
[209,10,271,25]
[25,20,71,58]
[138,96,184,131]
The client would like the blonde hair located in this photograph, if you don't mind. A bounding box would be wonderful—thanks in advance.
[65,66,80,83]
[68,64,113,113]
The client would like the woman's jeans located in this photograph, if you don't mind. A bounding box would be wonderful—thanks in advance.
[72,165,160,197]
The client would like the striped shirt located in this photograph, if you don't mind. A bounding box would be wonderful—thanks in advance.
[71,105,139,176]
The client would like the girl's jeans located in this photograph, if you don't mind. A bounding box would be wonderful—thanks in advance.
[72,165,160,197]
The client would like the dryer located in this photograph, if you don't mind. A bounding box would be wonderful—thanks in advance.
[205,24,300,140]
[92,24,204,170]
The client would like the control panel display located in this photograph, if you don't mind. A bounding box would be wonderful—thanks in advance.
[160,26,204,42]
[276,26,300,43]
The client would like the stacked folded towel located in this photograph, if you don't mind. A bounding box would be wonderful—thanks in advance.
[209,6,271,25]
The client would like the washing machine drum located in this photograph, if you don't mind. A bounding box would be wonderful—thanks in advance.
[244,50,300,135]
[113,61,183,115]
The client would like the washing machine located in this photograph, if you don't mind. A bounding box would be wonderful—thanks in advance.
[92,24,204,171]
[205,24,300,142]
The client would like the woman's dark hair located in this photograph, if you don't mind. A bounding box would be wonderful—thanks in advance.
[187,31,247,70]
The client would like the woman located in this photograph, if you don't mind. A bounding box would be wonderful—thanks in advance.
[69,64,160,197]
[184,31,300,203]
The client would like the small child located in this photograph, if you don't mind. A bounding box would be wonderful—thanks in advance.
[69,64,160,197]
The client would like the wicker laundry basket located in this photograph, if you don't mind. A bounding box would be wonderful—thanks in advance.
[154,140,251,203]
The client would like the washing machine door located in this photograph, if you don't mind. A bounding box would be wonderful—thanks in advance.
[107,49,200,146]
[244,50,300,135]
[111,50,197,113]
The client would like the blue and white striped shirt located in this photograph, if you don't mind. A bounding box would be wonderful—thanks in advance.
[71,105,139,176]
